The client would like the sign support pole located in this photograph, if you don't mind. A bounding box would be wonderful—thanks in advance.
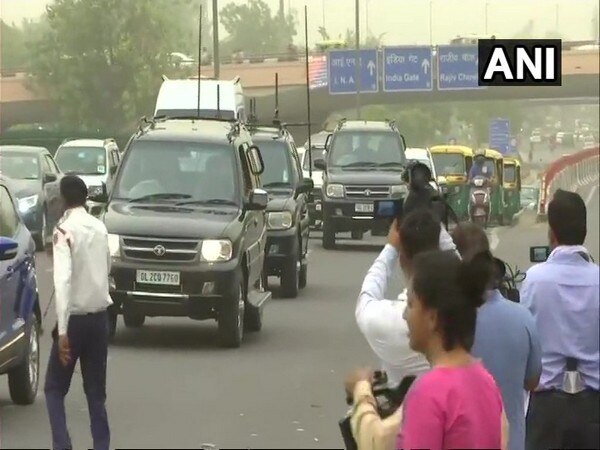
[355,0,361,120]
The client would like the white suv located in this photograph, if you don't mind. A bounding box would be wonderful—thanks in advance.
[54,138,121,215]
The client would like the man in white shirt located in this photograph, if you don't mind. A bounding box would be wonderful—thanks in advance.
[44,175,112,450]
[355,209,457,386]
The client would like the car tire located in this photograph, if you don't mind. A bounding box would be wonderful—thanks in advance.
[34,210,47,252]
[280,248,299,299]
[351,230,364,240]
[8,319,40,405]
[322,220,336,249]
[218,280,245,348]
[123,311,145,328]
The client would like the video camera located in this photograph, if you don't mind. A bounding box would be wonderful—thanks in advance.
[339,371,416,450]
[374,161,457,228]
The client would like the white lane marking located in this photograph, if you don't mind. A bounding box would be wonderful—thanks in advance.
[585,184,598,206]
[489,228,500,251]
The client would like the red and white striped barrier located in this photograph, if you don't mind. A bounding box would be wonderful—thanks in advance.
[537,146,599,221]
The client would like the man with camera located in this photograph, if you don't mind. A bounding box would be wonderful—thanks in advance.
[355,206,456,387]
[521,189,599,449]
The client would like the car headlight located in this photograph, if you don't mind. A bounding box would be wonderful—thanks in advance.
[200,239,232,262]
[390,185,408,196]
[107,234,121,257]
[267,211,293,230]
[88,185,103,198]
[325,183,344,198]
[18,194,38,213]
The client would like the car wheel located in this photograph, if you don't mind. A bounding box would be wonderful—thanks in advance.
[34,211,47,252]
[8,319,40,405]
[322,220,336,249]
[280,248,299,298]
[245,273,264,332]
[218,280,245,348]
[123,311,145,328]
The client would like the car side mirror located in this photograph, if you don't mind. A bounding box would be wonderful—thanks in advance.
[246,188,268,211]
[314,159,326,171]
[43,173,57,184]
[298,177,314,194]
[89,182,109,203]
[0,236,19,261]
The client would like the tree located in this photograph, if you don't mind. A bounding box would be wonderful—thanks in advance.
[0,21,26,71]
[453,101,525,147]
[219,0,297,56]
[29,0,201,130]
[343,29,386,48]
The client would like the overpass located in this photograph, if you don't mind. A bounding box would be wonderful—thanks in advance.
[1,47,598,132]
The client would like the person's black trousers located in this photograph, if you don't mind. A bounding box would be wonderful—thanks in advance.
[44,311,110,450]
[526,389,599,450]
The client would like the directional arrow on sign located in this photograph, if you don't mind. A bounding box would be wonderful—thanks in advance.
[421,58,430,74]
[367,60,376,76]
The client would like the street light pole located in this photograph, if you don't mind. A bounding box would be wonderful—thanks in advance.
[212,0,220,79]
[485,1,489,35]
[355,0,361,119]
[429,1,433,45]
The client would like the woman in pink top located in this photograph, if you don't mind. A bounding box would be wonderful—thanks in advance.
[398,249,508,449]
[347,250,508,450]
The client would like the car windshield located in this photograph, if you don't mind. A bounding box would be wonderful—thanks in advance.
[113,140,239,204]
[256,140,294,188]
[303,147,326,171]
[504,165,517,183]
[431,153,466,176]
[328,131,405,168]
[55,146,107,175]
[0,152,40,179]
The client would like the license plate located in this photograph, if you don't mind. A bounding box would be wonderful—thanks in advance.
[315,203,322,211]
[136,270,180,286]
[355,203,374,213]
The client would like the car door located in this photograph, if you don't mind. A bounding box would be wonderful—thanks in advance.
[239,142,264,286]
[0,185,24,360]
[43,154,62,228]
[290,142,310,255]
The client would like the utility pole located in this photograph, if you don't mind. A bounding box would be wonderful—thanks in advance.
[355,0,361,119]
[429,1,433,45]
[212,0,220,79]
[485,1,489,35]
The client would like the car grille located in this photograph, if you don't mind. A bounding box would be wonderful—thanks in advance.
[345,185,390,199]
[312,187,323,200]
[122,236,199,262]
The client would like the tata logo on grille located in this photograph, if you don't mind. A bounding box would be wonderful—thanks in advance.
[478,39,562,86]
[364,189,372,196]
[153,245,167,257]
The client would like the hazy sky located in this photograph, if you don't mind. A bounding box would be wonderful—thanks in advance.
[1,0,598,46]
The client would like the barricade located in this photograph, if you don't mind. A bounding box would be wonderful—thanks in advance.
[537,146,599,221]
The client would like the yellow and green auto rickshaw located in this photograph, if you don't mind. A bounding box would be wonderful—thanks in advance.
[468,148,506,226]
[430,145,474,220]
[502,156,522,223]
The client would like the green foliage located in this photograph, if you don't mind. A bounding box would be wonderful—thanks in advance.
[453,101,525,147]
[28,0,203,130]
[1,19,49,71]
[219,0,297,55]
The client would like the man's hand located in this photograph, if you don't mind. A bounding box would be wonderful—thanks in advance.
[345,367,374,397]
[58,335,71,366]
[387,218,401,251]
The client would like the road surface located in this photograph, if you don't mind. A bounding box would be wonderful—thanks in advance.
[1,184,597,449]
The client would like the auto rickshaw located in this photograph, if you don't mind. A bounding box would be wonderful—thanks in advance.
[502,156,522,224]
[468,148,505,226]
[430,145,474,220]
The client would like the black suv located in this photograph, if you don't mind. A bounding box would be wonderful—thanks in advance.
[95,118,271,348]
[250,124,313,298]
[314,120,408,249]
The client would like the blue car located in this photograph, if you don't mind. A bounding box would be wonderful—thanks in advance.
[0,175,41,404]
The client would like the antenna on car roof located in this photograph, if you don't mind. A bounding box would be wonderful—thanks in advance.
[273,72,280,123]
[196,4,202,120]
[217,84,221,119]
[303,4,313,178]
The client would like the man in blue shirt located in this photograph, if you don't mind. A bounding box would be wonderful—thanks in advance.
[521,189,599,449]
[452,223,542,450]
[468,155,493,181]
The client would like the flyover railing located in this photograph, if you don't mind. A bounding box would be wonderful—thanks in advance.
[537,145,599,221]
